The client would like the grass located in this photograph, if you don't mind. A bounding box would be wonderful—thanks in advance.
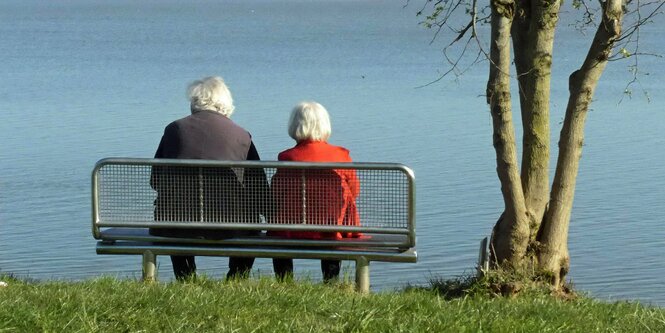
[1,274,664,332]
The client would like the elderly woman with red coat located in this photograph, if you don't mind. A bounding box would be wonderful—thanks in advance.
[271,101,361,282]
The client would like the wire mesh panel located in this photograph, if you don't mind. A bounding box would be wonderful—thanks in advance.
[97,164,156,223]
[354,169,410,229]
[93,159,413,236]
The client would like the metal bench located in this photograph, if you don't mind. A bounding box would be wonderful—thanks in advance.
[92,158,416,292]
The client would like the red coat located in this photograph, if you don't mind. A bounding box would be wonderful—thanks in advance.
[270,140,361,239]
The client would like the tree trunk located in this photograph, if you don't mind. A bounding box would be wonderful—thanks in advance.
[512,1,561,236]
[538,0,624,287]
[487,0,530,266]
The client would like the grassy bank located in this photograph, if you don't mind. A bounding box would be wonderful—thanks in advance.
[1,275,663,332]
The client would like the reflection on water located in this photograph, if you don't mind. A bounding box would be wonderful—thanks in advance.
[1,0,664,306]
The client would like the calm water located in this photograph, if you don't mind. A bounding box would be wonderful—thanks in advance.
[1,0,664,305]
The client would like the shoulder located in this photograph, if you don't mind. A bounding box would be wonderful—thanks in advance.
[330,144,350,154]
[198,111,251,138]
[163,119,181,136]
[326,143,352,161]
[218,114,251,138]
[167,114,196,131]
[277,147,297,161]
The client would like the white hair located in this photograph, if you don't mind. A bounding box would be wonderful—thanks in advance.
[288,101,332,142]
[187,76,235,117]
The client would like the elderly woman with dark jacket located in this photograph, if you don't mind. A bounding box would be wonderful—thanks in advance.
[270,101,361,282]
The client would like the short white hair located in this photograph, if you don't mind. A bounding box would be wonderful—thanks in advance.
[288,101,332,142]
[187,76,235,117]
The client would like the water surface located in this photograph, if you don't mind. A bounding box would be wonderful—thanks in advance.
[1,0,663,306]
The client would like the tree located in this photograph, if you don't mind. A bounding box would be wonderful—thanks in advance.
[419,0,663,288]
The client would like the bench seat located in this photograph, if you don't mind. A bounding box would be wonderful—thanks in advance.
[99,227,413,249]
[97,240,417,263]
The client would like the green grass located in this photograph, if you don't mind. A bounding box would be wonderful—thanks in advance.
[0,275,664,332]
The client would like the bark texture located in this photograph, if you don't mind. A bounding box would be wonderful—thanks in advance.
[487,0,530,267]
[537,0,624,287]
[512,0,561,236]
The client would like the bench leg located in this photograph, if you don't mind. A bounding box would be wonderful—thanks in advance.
[355,257,370,293]
[142,251,156,282]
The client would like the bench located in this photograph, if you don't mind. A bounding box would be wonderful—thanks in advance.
[92,158,416,292]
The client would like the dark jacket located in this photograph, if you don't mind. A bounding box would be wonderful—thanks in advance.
[149,110,269,239]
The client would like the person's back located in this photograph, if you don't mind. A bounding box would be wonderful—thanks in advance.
[271,168,346,239]
[271,141,360,239]
[151,110,257,234]
[156,110,251,161]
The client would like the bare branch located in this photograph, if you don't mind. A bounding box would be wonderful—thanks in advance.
[412,0,496,87]
[613,0,664,103]
[415,34,482,88]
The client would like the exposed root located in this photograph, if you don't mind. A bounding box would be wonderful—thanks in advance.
[425,268,577,300]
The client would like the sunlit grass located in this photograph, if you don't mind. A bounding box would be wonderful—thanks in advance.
[0,274,663,332]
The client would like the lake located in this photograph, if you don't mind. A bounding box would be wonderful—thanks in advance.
[1,0,663,306]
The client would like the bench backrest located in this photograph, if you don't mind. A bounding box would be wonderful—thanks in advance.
[92,158,416,247]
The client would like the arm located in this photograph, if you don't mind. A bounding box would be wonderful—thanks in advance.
[244,141,273,220]
[342,150,360,198]
[342,154,361,232]
[150,123,180,190]
[246,141,261,161]
[345,170,360,199]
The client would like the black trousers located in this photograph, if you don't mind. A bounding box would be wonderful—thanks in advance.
[272,258,341,282]
[171,255,255,280]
